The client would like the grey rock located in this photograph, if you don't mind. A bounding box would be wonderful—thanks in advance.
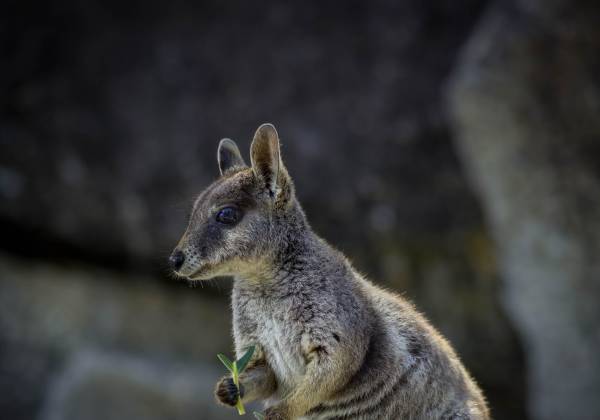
[0,254,231,361]
[0,0,484,267]
[0,253,234,419]
[448,2,600,419]
[40,350,241,420]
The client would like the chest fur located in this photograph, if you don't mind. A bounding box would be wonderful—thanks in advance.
[233,291,307,389]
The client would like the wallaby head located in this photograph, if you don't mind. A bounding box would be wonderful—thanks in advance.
[169,123,300,280]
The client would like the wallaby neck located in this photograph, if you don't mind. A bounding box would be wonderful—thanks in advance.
[233,221,344,292]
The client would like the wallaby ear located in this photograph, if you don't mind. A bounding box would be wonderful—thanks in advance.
[250,123,280,197]
[218,138,247,175]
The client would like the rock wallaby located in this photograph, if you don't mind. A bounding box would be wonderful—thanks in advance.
[169,124,489,419]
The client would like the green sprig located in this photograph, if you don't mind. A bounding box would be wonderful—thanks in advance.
[217,346,256,415]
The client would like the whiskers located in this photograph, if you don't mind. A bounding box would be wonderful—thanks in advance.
[186,276,225,294]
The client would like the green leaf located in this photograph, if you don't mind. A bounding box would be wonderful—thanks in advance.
[253,412,265,420]
[217,354,234,373]
[236,345,255,373]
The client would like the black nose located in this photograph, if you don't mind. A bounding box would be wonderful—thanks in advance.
[169,250,185,271]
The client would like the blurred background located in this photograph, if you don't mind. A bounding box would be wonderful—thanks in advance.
[1,0,599,419]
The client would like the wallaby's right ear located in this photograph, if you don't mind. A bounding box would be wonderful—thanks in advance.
[218,138,247,175]
[250,123,280,197]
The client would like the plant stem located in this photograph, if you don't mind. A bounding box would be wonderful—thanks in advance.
[232,363,245,415]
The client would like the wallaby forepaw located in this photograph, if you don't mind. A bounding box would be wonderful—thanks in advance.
[214,377,243,407]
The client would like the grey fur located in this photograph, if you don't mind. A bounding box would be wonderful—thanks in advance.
[172,124,490,420]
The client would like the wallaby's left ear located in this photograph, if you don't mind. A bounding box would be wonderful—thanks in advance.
[250,123,281,197]
[218,138,247,175]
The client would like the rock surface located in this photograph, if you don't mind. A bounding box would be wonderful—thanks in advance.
[0,253,234,420]
[0,0,485,268]
[449,2,600,419]
[41,350,241,420]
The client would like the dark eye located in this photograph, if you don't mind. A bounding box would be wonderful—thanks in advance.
[215,207,240,225]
